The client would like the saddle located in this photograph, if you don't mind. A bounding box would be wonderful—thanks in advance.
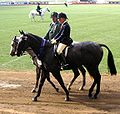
[53,44,73,57]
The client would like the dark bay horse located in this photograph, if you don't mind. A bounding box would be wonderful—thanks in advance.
[14,31,117,101]
[10,36,86,93]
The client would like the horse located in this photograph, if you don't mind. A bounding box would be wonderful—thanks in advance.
[10,36,86,94]
[14,31,117,101]
[29,7,50,21]
[10,36,59,93]
[10,35,87,93]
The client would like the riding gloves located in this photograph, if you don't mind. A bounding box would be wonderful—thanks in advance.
[51,38,57,44]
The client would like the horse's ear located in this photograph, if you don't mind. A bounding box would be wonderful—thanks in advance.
[19,30,25,35]
[15,36,16,40]
[19,30,22,34]
[22,30,25,35]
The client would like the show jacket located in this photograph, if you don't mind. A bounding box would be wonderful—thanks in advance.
[36,5,41,11]
[54,21,73,46]
[44,21,61,41]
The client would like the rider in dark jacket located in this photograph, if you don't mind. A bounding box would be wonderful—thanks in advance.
[44,12,61,41]
[51,12,73,69]
[36,3,42,16]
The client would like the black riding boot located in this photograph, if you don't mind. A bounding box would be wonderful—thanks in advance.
[39,12,41,16]
[59,53,69,70]
[38,11,41,16]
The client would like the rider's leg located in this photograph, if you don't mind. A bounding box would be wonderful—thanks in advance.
[36,10,41,16]
[38,11,41,16]
[57,43,69,68]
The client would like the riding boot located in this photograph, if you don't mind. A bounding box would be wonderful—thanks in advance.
[59,53,69,70]
[38,11,41,16]
[39,12,41,16]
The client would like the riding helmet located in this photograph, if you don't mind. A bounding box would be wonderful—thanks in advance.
[51,12,58,18]
[57,12,68,19]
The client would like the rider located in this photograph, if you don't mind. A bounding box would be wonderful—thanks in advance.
[36,2,42,16]
[44,12,61,41]
[51,12,73,69]
[31,12,61,68]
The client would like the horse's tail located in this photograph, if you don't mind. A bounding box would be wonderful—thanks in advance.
[100,44,117,75]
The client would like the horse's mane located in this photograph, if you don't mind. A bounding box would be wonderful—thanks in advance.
[26,32,51,47]
[27,33,42,40]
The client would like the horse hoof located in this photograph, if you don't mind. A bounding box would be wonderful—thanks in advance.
[88,93,92,99]
[65,97,69,101]
[31,89,36,93]
[93,95,97,99]
[79,87,84,91]
[67,86,71,91]
[32,97,37,102]
[68,88,71,91]
[56,88,59,92]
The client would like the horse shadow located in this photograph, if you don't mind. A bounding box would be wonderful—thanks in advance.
[69,89,120,112]
[37,89,120,113]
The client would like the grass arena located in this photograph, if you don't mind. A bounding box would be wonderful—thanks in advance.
[0,4,120,114]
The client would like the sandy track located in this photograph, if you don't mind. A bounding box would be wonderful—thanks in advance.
[0,71,120,114]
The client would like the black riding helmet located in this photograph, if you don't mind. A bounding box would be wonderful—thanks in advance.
[51,12,58,18]
[57,12,68,19]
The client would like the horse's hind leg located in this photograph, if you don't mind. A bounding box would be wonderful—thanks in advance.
[52,71,69,101]
[32,15,35,22]
[31,67,41,93]
[88,66,101,99]
[40,15,44,21]
[67,68,80,90]
[94,71,101,99]
[78,66,86,90]
[47,75,59,92]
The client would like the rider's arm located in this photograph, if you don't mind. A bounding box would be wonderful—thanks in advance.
[54,25,65,41]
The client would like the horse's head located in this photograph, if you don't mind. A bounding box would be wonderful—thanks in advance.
[10,30,30,57]
[15,30,30,57]
[10,35,22,56]
[11,30,48,58]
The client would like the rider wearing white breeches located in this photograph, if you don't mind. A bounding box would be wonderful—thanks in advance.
[51,12,73,69]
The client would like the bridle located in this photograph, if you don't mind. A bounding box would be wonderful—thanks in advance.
[10,36,20,56]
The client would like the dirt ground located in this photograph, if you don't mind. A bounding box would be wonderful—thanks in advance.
[0,71,120,114]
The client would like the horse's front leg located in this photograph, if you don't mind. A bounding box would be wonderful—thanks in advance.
[31,67,41,93]
[32,70,47,102]
[47,76,59,92]
[52,70,69,101]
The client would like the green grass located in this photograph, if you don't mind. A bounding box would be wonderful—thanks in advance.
[0,4,120,73]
